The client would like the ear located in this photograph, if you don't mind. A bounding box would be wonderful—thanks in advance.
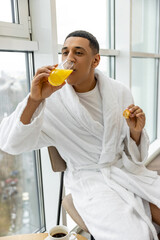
[92,54,100,68]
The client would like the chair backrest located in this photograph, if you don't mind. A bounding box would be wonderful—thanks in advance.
[48,146,67,172]
[48,146,90,233]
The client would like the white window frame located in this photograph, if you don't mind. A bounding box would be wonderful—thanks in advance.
[0,36,38,51]
[0,0,30,39]
[130,0,160,165]
[0,0,45,235]
[116,0,160,165]
[58,45,120,57]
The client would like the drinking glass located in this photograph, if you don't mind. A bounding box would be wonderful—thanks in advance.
[48,60,74,86]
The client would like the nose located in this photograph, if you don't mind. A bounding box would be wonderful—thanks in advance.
[66,51,76,62]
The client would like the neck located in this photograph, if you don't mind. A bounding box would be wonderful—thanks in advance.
[74,76,97,93]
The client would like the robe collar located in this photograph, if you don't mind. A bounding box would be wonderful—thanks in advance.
[59,69,123,164]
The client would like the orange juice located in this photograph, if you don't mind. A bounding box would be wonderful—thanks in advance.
[48,68,73,86]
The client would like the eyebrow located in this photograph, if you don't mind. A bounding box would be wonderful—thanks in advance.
[61,46,87,52]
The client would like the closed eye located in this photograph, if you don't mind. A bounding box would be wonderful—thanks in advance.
[62,51,68,56]
[76,51,83,55]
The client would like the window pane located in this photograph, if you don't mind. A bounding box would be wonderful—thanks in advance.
[0,52,29,120]
[97,56,115,78]
[131,58,158,142]
[0,0,19,23]
[58,54,114,79]
[132,0,158,53]
[0,52,43,236]
[56,0,111,48]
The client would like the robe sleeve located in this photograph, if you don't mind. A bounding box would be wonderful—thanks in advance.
[124,128,150,165]
[0,94,55,155]
[120,83,150,165]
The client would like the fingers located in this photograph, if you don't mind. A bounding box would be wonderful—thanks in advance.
[127,105,144,118]
[125,104,146,132]
[33,64,59,85]
[52,81,66,91]
[33,72,66,90]
[34,64,58,77]
[33,72,50,84]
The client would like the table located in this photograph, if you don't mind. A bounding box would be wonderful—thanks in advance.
[0,233,87,240]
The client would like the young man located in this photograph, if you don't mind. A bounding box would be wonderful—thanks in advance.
[0,30,160,240]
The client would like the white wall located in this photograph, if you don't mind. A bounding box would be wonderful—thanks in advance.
[29,0,60,230]
[29,0,58,68]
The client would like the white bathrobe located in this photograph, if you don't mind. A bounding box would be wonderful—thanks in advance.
[0,69,160,240]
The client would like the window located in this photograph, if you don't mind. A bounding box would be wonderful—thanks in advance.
[131,0,160,143]
[56,0,117,79]
[0,0,44,236]
[0,0,19,23]
[98,56,115,78]
[131,58,158,142]
[0,51,45,236]
[132,0,158,53]
[56,0,110,48]
[0,0,30,38]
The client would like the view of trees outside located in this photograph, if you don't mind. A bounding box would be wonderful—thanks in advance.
[0,52,41,236]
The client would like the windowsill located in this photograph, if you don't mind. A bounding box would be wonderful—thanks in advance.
[0,36,38,51]
[146,139,160,166]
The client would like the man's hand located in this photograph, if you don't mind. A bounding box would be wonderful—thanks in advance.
[20,65,66,125]
[30,65,66,102]
[125,104,146,145]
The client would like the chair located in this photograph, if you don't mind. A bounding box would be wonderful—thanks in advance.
[48,146,95,240]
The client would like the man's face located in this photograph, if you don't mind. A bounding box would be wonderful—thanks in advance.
[61,37,100,91]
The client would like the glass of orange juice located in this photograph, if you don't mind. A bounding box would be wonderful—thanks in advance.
[48,60,74,86]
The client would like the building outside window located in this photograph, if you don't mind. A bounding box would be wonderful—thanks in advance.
[0,1,45,237]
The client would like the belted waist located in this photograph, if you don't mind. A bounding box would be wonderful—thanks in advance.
[67,152,158,183]
[73,154,122,171]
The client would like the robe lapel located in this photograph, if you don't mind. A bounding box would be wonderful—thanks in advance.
[59,83,104,140]
[95,70,123,164]
[60,69,123,165]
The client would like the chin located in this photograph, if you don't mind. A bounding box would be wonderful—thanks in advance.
[66,76,76,85]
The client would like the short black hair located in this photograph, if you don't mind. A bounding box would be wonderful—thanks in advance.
[65,30,99,54]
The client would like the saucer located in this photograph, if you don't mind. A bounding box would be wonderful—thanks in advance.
[44,236,51,240]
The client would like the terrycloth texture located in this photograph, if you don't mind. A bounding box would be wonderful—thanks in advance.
[0,69,160,240]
